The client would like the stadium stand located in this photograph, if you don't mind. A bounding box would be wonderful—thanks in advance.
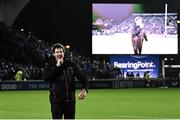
[92,13,177,35]
[0,24,121,81]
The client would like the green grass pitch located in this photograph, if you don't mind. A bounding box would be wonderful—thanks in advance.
[0,88,180,119]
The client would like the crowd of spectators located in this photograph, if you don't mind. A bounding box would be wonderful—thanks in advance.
[66,52,121,79]
[0,22,123,81]
[92,13,177,35]
[0,22,52,81]
[1,16,179,81]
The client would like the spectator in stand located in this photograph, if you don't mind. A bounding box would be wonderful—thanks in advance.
[136,72,140,80]
[144,71,150,87]
[15,67,23,81]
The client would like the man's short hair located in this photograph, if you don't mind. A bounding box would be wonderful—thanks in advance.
[135,16,142,22]
[51,43,65,53]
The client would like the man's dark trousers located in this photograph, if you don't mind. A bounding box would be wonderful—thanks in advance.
[51,100,76,119]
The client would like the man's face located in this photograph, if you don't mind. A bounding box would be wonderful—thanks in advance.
[53,48,64,60]
[135,18,142,26]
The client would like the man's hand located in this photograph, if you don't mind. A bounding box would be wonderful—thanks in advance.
[78,89,87,100]
[56,58,63,67]
[139,23,144,29]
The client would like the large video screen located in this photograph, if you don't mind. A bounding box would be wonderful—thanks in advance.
[92,3,178,54]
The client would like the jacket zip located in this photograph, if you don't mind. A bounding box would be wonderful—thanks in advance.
[52,83,56,97]
[63,70,68,102]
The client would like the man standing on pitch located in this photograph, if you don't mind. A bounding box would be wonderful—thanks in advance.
[43,43,88,119]
[131,16,148,55]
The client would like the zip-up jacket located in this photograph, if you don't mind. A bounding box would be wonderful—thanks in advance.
[132,24,141,37]
[43,57,88,103]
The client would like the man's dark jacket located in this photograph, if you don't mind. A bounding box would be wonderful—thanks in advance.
[43,57,88,103]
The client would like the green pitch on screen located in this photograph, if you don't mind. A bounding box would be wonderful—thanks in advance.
[0,88,180,119]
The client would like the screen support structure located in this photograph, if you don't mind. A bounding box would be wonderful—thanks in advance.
[164,3,168,37]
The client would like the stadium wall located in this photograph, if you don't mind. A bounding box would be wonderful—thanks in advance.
[0,79,179,91]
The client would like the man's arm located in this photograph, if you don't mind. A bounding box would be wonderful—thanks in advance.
[74,64,88,100]
[74,64,88,91]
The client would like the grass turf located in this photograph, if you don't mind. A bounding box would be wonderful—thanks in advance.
[0,88,180,119]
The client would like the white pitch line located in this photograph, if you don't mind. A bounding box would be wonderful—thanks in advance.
[113,115,176,119]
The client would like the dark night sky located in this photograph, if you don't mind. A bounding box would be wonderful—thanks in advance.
[12,0,179,55]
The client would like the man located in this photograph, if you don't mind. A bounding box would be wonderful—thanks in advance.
[43,43,88,119]
[131,16,148,55]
